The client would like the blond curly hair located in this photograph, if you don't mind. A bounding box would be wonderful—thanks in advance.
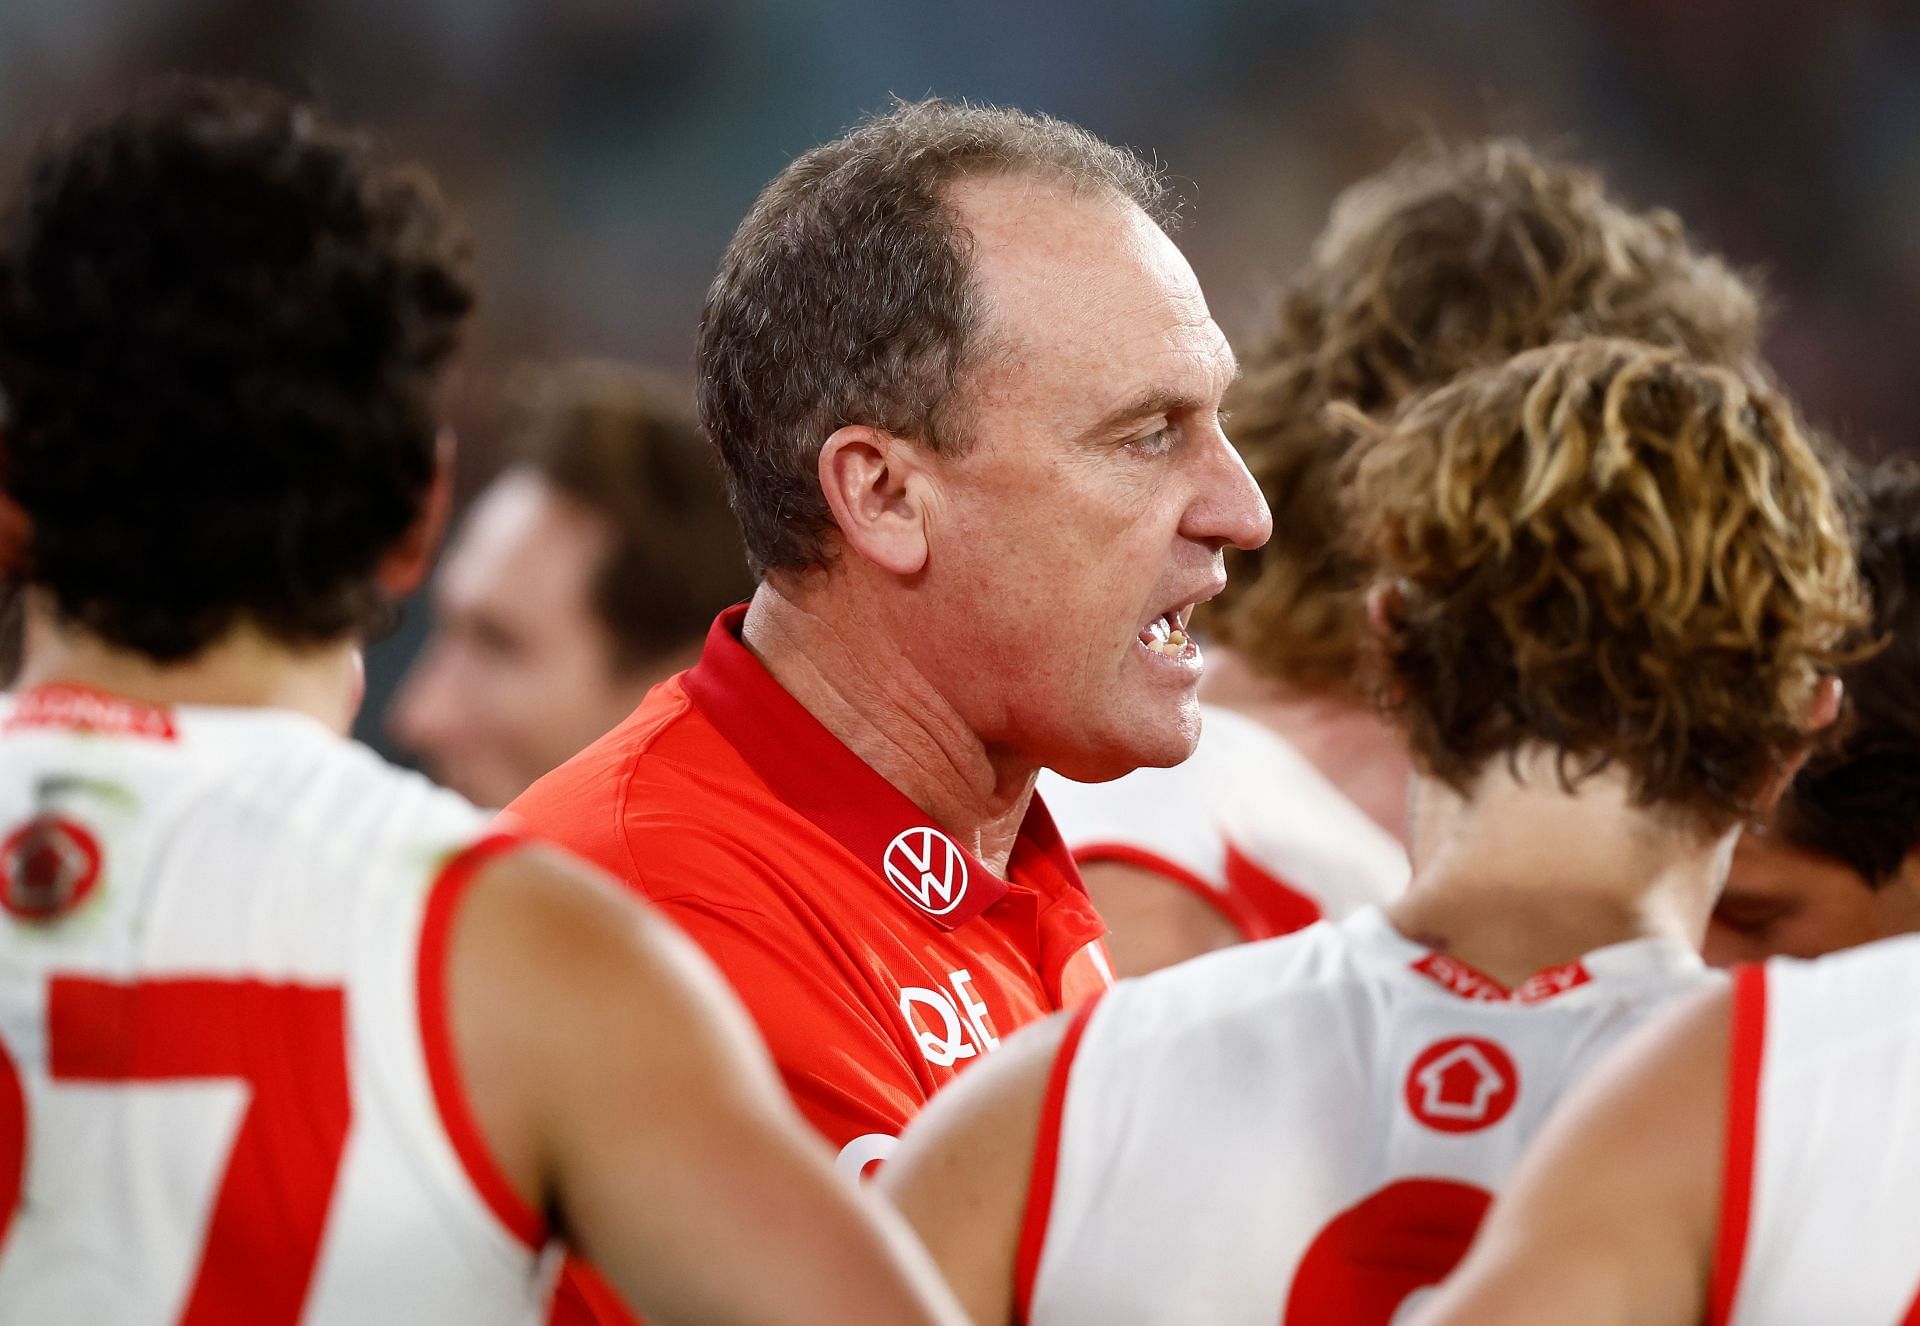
[1213,139,1763,691]
[1346,338,1867,826]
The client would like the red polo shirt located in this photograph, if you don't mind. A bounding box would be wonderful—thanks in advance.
[508,607,1111,1323]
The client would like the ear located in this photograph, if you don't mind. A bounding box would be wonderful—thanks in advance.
[377,429,457,598]
[1752,675,1846,817]
[1354,580,1409,712]
[346,645,368,725]
[816,424,933,577]
[1364,579,1407,643]
[1805,673,1844,734]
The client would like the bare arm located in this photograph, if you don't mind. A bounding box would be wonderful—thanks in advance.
[450,845,967,1326]
[880,1011,1074,1326]
[1081,860,1241,977]
[1413,984,1733,1326]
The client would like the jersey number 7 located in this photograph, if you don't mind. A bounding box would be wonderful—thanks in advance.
[0,976,349,1323]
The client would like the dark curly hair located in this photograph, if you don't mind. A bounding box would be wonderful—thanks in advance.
[0,77,474,661]
[1772,460,1920,885]
[1347,338,1866,830]
[1212,138,1762,691]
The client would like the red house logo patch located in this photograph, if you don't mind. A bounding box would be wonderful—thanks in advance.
[1405,1036,1519,1134]
[0,816,103,922]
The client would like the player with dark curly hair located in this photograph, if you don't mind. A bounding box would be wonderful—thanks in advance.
[884,338,1863,1326]
[0,78,963,1326]
[1705,459,1920,963]
[1039,139,1766,976]
[0,78,470,661]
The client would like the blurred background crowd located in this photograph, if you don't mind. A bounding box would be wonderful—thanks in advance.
[2,0,1915,772]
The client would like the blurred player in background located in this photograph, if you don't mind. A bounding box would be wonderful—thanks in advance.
[884,339,1864,1325]
[0,78,965,1326]
[1705,459,1920,963]
[390,362,752,807]
[1040,140,1764,975]
[508,97,1268,1323]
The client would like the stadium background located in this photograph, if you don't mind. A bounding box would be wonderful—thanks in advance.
[0,0,1914,757]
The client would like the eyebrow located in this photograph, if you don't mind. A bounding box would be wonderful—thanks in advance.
[1077,361,1243,444]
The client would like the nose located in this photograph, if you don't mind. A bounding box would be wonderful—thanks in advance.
[1183,424,1272,552]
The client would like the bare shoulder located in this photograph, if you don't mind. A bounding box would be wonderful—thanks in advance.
[883,1006,1087,1326]
[445,845,971,1326]
[460,842,663,962]
[1534,974,1733,1160]
[456,841,762,1056]
[443,841,783,1214]
[886,1006,1075,1194]
[1080,859,1241,976]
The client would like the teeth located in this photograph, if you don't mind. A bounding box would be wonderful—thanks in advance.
[1146,612,1189,656]
[1140,610,1194,657]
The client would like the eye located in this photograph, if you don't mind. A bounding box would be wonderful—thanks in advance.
[1125,427,1173,457]
[1711,892,1795,941]
[468,617,527,662]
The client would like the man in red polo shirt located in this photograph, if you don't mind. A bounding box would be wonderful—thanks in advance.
[510,99,1269,1315]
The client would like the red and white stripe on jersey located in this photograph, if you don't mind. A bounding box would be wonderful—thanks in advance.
[1037,704,1409,942]
[1017,907,1713,1325]
[1014,993,1106,1324]
[1712,936,1920,1325]
[417,831,550,1250]
[0,688,555,1325]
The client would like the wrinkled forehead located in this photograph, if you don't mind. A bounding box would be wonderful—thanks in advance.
[946,174,1233,418]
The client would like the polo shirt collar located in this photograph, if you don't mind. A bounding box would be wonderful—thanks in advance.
[680,606,1088,932]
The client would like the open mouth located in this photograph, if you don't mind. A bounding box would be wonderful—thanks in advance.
[1138,605,1198,659]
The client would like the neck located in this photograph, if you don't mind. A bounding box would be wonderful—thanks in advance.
[16,595,364,735]
[1200,645,1412,844]
[742,579,1034,875]
[1385,750,1730,985]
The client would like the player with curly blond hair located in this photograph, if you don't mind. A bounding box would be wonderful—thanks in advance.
[882,337,1865,1326]
[1416,518,1920,1326]
[1039,139,1767,976]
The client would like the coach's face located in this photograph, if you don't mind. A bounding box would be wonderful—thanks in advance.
[916,175,1269,781]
